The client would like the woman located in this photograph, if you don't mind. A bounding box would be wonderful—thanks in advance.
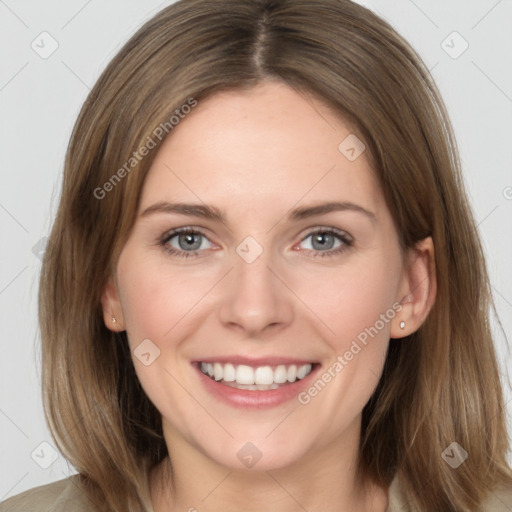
[2,0,511,511]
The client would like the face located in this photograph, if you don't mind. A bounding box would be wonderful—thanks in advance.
[103,80,410,473]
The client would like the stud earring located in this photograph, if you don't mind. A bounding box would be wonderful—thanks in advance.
[399,321,405,329]
[112,316,117,324]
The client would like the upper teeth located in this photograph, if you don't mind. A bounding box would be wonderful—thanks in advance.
[200,362,313,385]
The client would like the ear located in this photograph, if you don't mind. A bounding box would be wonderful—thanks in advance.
[390,236,437,339]
[100,275,126,332]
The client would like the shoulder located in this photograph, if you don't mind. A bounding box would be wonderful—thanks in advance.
[0,476,99,512]
[479,480,512,511]
[386,474,512,511]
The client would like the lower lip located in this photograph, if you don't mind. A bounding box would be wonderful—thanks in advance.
[192,363,321,409]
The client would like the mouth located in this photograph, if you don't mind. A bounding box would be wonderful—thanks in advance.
[198,361,314,390]
[191,358,321,408]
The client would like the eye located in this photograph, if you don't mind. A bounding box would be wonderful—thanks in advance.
[297,228,353,258]
[158,226,353,260]
[159,228,213,259]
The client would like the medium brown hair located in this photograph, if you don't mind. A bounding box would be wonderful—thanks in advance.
[39,0,512,510]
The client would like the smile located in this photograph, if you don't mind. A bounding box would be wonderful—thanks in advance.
[199,362,314,390]
[191,357,321,408]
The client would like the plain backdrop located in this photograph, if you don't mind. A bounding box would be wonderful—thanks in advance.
[1,0,511,500]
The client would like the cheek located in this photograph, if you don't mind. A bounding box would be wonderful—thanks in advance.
[118,252,205,346]
[294,253,401,350]
[115,255,205,422]
[294,266,399,432]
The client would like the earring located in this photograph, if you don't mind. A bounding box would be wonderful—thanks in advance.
[399,321,405,329]
[112,316,117,324]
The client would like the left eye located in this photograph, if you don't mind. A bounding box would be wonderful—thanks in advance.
[296,229,352,258]
[299,230,343,251]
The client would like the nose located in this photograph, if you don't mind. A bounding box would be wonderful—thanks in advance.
[218,247,295,339]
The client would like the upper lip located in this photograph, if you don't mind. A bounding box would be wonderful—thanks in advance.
[193,356,319,367]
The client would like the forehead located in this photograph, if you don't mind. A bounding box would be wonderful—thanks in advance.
[139,81,383,222]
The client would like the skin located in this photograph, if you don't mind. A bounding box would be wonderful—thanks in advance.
[102,80,436,512]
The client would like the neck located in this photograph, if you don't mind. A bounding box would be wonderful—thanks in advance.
[150,418,388,512]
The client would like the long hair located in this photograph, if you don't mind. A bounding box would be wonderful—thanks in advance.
[38,0,512,510]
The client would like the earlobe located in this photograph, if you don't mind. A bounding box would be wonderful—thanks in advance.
[391,237,436,339]
[100,276,126,332]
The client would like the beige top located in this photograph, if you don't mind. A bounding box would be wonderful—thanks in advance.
[2,474,512,511]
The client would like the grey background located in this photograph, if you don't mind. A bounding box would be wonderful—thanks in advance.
[1,0,511,499]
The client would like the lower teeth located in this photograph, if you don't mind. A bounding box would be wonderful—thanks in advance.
[211,379,286,391]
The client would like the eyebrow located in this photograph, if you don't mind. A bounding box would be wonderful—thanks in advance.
[140,200,377,224]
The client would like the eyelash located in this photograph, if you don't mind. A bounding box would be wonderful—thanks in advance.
[158,227,353,259]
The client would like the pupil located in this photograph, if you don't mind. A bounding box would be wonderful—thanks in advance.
[181,233,200,250]
[313,233,333,250]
